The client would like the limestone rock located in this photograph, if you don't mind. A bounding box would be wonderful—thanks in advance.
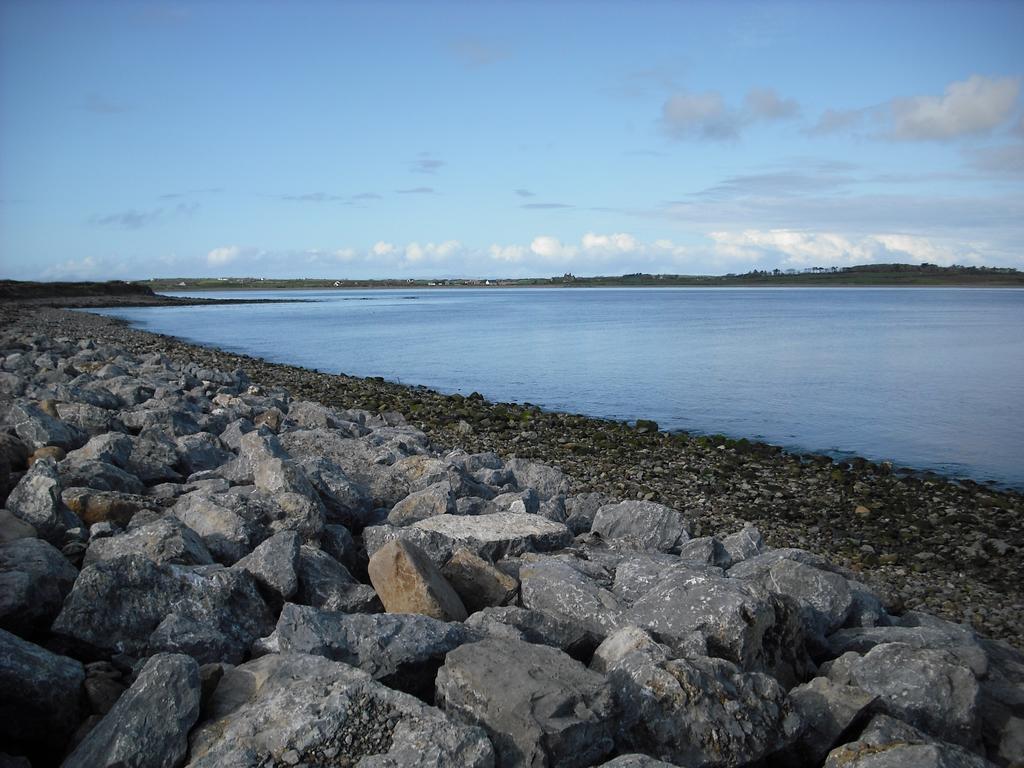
[63,653,201,768]
[606,643,802,767]
[258,603,476,698]
[436,637,617,767]
[0,509,36,543]
[824,714,993,768]
[6,457,81,545]
[172,491,259,564]
[5,401,87,451]
[592,500,691,553]
[83,516,214,567]
[624,569,813,687]
[186,653,494,767]
[465,605,600,660]
[175,432,233,475]
[520,558,622,640]
[368,540,467,621]
[505,457,571,500]
[231,530,300,604]
[387,480,456,527]
[52,554,274,663]
[58,458,145,495]
[0,628,85,762]
[411,511,573,562]
[67,432,133,468]
[746,557,854,644]
[0,537,79,637]
[441,547,518,613]
[62,487,156,527]
[828,619,989,677]
[781,676,877,765]
[296,544,380,614]
[825,642,981,748]
[722,524,767,564]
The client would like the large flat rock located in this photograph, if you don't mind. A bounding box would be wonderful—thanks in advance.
[186,652,494,767]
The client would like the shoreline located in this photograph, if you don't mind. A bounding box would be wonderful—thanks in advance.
[2,301,1020,646]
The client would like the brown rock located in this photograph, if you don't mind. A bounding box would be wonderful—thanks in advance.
[441,547,518,613]
[29,446,66,467]
[62,488,153,526]
[367,539,468,621]
[254,408,284,431]
[39,399,60,419]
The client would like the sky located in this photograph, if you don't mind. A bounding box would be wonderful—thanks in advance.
[1,0,1023,280]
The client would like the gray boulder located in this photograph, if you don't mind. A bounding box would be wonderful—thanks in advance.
[125,432,183,484]
[5,401,87,451]
[58,458,145,495]
[186,653,494,767]
[677,536,733,568]
[505,457,571,500]
[175,432,233,475]
[84,516,214,567]
[231,530,301,604]
[68,432,133,468]
[606,638,802,767]
[520,559,623,639]
[172,491,260,564]
[745,557,854,644]
[591,500,691,553]
[387,480,456,526]
[624,569,813,687]
[410,511,573,562]
[296,544,380,613]
[258,603,476,698]
[563,492,612,535]
[297,455,374,529]
[0,537,79,637]
[0,628,85,761]
[824,714,993,768]
[826,642,981,748]
[362,523,457,567]
[52,554,274,663]
[465,605,600,659]
[780,676,878,765]
[828,619,989,677]
[63,653,201,768]
[6,457,81,545]
[436,637,618,767]
[612,554,719,605]
[722,524,767,564]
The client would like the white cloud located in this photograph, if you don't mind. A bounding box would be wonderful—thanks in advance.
[810,75,1021,141]
[661,86,800,141]
[891,75,1020,140]
[206,245,240,266]
[661,91,738,140]
[708,228,983,267]
[530,235,576,259]
[745,87,799,120]
[372,241,396,256]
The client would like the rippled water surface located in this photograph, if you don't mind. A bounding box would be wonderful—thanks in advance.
[97,287,1024,488]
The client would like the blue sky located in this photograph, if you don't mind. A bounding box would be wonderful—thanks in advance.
[2,0,1022,280]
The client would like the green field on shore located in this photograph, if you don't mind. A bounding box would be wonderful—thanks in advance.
[142,263,1024,291]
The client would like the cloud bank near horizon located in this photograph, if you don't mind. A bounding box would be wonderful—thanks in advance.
[32,228,1000,282]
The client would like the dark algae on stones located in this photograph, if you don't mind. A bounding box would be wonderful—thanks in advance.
[0,297,1021,767]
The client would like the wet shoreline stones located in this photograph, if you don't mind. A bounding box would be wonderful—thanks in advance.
[0,300,1021,767]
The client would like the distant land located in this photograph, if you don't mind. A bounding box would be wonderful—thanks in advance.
[142,263,1024,291]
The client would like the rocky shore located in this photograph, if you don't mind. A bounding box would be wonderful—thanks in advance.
[1,301,1022,767]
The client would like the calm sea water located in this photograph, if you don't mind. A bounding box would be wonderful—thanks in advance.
[96,288,1024,488]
